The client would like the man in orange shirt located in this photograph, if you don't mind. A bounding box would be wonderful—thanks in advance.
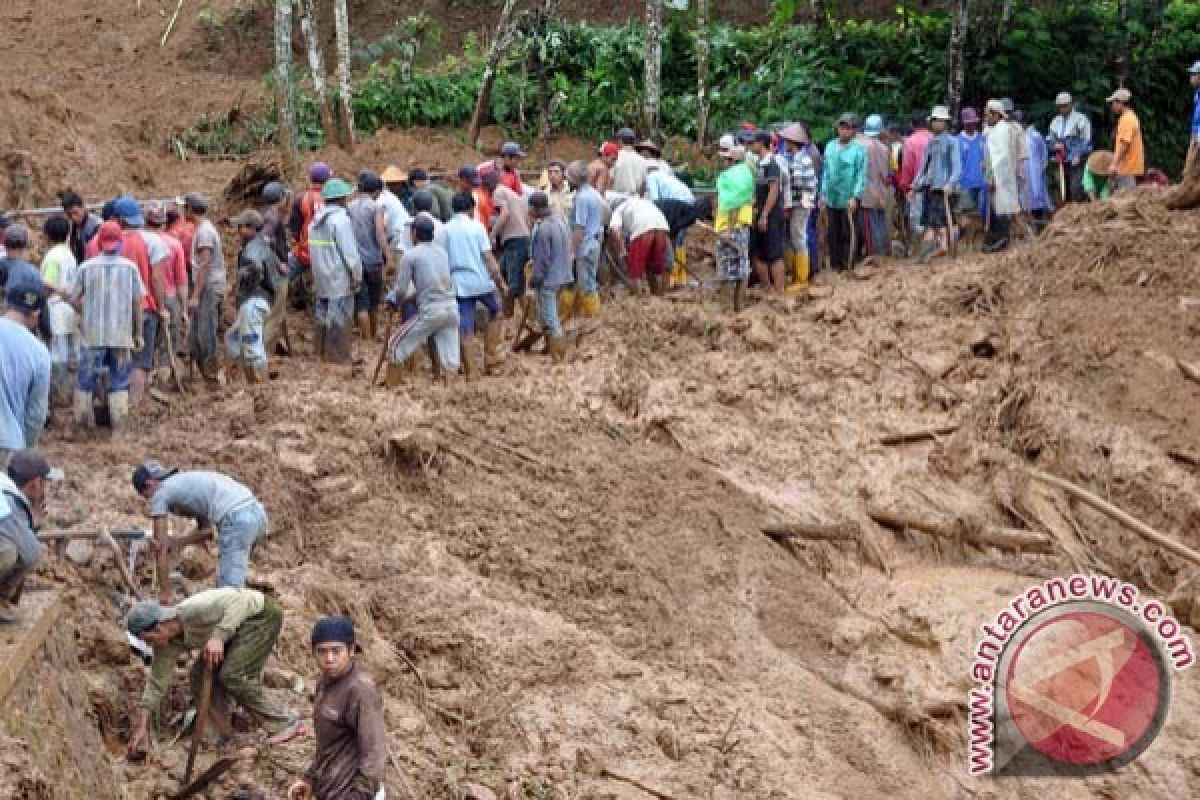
[1106,88,1144,191]
[289,162,330,309]
[458,166,493,229]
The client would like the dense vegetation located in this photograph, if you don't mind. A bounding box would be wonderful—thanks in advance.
[195,2,1200,174]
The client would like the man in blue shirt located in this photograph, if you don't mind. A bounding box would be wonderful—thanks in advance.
[566,161,605,318]
[0,280,51,469]
[957,107,987,221]
[445,192,508,379]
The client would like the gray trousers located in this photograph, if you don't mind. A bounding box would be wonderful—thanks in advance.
[388,306,460,372]
[0,540,33,603]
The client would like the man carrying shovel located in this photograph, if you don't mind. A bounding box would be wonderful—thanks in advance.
[132,461,268,603]
[125,587,299,757]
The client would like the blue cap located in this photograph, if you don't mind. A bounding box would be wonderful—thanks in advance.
[500,141,524,157]
[6,278,44,313]
[457,165,481,187]
[113,196,144,227]
[863,114,884,136]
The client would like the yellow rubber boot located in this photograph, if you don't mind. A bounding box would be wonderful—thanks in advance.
[786,252,810,294]
[559,288,575,325]
[579,292,601,318]
[671,247,688,287]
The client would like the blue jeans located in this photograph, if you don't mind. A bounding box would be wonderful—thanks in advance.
[537,287,562,337]
[500,237,530,298]
[216,501,267,588]
[78,347,134,392]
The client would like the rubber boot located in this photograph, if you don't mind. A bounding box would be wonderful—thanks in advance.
[579,292,600,318]
[483,319,506,373]
[108,391,130,433]
[671,247,688,287]
[461,334,479,381]
[385,361,405,388]
[558,288,576,325]
[73,390,94,429]
[786,252,810,294]
[547,335,567,364]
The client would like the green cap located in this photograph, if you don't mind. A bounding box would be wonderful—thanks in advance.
[320,178,354,201]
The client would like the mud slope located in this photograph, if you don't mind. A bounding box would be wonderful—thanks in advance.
[24,186,1200,799]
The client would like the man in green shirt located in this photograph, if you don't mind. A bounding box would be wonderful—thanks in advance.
[1083,150,1113,201]
[125,587,296,757]
[821,113,867,271]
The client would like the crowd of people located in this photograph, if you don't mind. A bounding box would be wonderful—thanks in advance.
[0,66,1197,798]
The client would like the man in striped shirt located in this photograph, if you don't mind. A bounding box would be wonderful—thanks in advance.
[780,123,818,291]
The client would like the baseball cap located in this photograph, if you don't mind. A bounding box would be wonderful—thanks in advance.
[96,221,123,253]
[718,133,736,155]
[412,190,434,213]
[231,209,264,229]
[457,165,481,187]
[930,105,951,122]
[735,129,756,145]
[3,223,30,248]
[131,460,177,493]
[1055,92,1073,106]
[6,278,44,313]
[616,127,637,144]
[1106,87,1132,103]
[778,124,807,145]
[836,112,860,128]
[261,181,288,204]
[986,99,1006,116]
[600,142,619,159]
[863,114,884,136]
[500,141,524,157]
[126,601,178,636]
[113,196,144,227]
[357,170,384,193]
[7,449,60,486]
[320,178,354,201]
[309,161,332,183]
[311,616,357,650]
[960,107,979,124]
[183,192,210,214]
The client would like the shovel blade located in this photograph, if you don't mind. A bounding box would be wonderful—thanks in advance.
[170,757,237,800]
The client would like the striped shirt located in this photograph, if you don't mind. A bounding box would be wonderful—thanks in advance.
[787,149,818,206]
[71,253,146,349]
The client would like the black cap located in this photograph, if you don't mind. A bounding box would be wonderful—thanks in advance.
[357,171,384,193]
[6,279,44,313]
[617,127,637,144]
[528,191,549,211]
[412,214,436,235]
[409,168,429,182]
[412,190,434,213]
[261,181,288,204]
[132,460,177,493]
[311,616,357,649]
[7,450,57,486]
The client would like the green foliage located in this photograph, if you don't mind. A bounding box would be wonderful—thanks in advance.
[246,2,1196,174]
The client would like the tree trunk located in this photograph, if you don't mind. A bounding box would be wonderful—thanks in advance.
[467,0,518,150]
[946,0,969,123]
[274,0,298,176]
[298,0,337,146]
[1115,0,1131,89]
[333,0,356,152]
[643,0,662,138]
[696,0,710,145]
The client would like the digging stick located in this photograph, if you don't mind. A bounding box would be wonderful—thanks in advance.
[943,190,957,259]
[370,308,397,385]
[1057,159,1067,205]
[867,503,1055,553]
[846,206,858,270]
[100,531,145,601]
[762,522,860,542]
[161,323,188,395]
[182,663,214,789]
[880,423,959,445]
[1024,467,1200,566]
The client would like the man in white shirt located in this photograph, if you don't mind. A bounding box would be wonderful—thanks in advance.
[610,128,648,196]
[609,193,670,295]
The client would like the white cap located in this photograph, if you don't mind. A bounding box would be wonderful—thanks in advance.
[718,133,736,153]
[1055,92,1072,106]
[930,105,951,121]
[1106,87,1132,103]
[986,99,1006,116]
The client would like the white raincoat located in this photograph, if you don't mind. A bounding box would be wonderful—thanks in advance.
[985,119,1028,215]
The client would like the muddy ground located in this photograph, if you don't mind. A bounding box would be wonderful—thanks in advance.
[7,187,1195,799]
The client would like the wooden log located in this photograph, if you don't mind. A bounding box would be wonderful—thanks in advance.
[1025,467,1200,567]
[880,424,959,446]
[762,522,860,542]
[867,503,1055,553]
[1177,358,1200,385]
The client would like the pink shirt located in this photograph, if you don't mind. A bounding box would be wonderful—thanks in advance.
[160,233,188,297]
[898,128,933,194]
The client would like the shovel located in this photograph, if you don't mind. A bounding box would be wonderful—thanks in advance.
[160,320,188,396]
[943,190,958,259]
[170,758,237,800]
[178,662,215,793]
[370,308,398,386]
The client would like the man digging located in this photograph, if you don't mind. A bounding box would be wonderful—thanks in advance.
[0,450,56,624]
[132,460,268,603]
[287,617,386,800]
[125,587,300,757]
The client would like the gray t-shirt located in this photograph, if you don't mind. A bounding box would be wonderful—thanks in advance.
[394,242,456,311]
[192,219,226,293]
[148,471,256,525]
[571,185,604,256]
[348,195,384,270]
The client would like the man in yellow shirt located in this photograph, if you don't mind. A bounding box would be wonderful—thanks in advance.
[1106,88,1144,191]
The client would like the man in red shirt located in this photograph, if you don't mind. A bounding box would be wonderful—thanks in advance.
[478,142,525,197]
[897,111,933,249]
[146,201,188,359]
[165,201,195,289]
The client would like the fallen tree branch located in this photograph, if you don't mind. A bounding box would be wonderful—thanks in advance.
[100,531,144,600]
[880,424,959,446]
[1178,358,1200,385]
[601,768,675,800]
[867,503,1055,553]
[1024,467,1200,567]
[762,522,860,543]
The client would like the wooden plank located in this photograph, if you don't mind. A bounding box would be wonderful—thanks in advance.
[0,590,63,702]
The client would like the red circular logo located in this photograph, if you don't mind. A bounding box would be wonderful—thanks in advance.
[1004,609,1165,765]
